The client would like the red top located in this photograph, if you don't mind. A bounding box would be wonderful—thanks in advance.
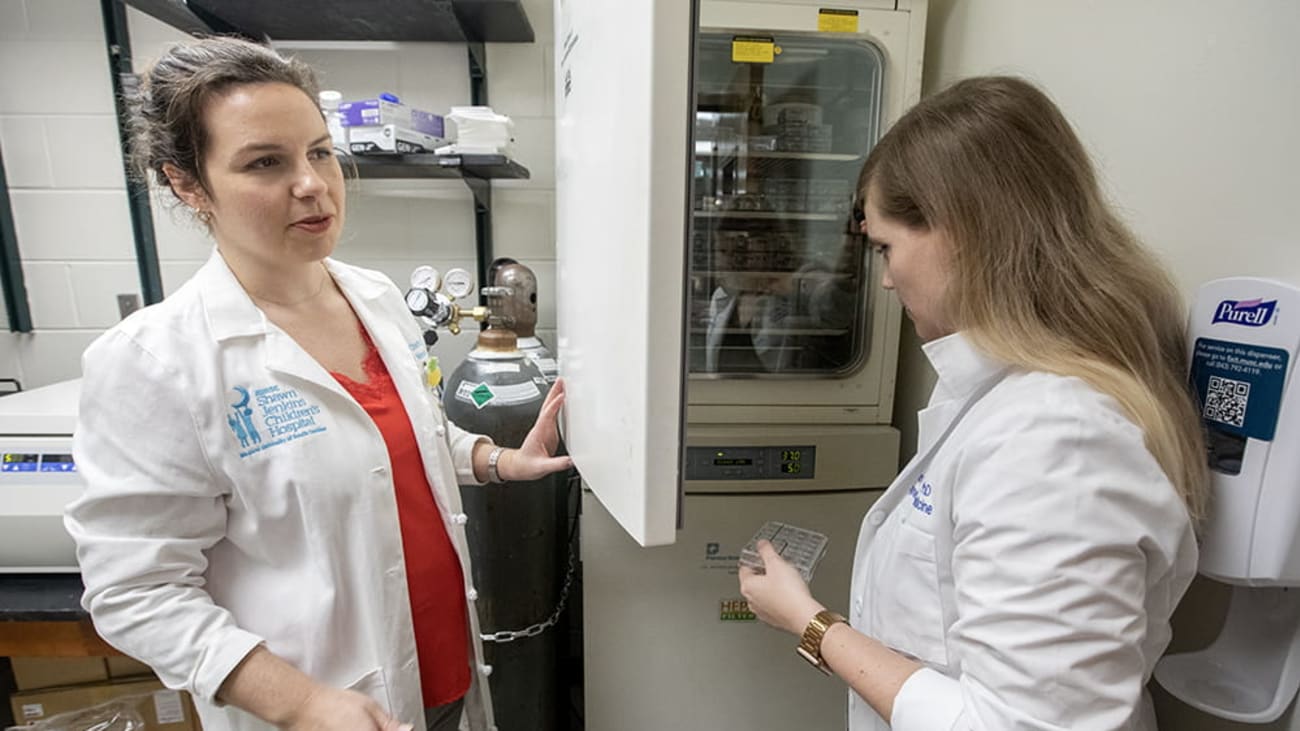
[332,331,471,708]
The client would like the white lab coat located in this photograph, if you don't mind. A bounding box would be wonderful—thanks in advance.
[65,251,497,731]
[848,333,1197,731]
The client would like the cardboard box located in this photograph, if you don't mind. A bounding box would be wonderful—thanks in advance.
[10,657,109,691]
[9,677,199,730]
[11,655,156,690]
[338,98,444,137]
[349,124,445,154]
[106,655,155,679]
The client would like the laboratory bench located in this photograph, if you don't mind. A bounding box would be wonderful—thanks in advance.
[0,574,116,656]
[0,575,117,728]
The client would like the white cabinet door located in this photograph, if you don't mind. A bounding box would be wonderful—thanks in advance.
[554,0,695,546]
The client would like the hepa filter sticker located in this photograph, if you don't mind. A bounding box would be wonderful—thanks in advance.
[720,598,756,622]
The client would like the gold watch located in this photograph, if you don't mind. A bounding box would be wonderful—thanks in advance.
[796,609,847,675]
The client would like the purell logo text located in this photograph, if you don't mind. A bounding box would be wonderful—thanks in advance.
[1212,299,1277,327]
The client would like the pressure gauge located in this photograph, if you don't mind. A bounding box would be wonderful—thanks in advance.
[405,288,433,317]
[409,265,441,292]
[443,268,475,300]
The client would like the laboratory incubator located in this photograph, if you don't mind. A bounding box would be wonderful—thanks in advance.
[554,1,929,728]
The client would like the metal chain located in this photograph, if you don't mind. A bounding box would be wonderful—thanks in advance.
[480,529,578,644]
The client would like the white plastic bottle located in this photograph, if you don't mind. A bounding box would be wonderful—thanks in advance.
[318,90,347,152]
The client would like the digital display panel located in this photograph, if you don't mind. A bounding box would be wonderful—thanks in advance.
[0,453,78,473]
[686,445,815,480]
[39,454,77,472]
[1,453,39,472]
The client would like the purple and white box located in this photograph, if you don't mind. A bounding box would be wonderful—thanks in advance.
[348,125,444,154]
[339,98,445,138]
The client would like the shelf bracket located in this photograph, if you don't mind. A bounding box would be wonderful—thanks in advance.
[464,43,492,306]
[464,174,493,307]
[102,0,165,305]
[0,147,32,333]
[468,42,488,106]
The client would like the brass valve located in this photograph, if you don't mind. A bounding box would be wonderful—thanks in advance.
[447,305,490,335]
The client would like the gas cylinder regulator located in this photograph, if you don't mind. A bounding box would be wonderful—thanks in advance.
[403,265,489,343]
[405,261,560,392]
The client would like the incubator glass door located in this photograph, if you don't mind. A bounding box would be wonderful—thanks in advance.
[690,32,883,378]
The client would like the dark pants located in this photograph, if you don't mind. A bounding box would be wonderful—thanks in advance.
[425,697,465,731]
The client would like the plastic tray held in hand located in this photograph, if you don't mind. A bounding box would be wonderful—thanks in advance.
[739,520,829,582]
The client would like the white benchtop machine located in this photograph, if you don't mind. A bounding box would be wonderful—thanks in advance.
[0,379,82,573]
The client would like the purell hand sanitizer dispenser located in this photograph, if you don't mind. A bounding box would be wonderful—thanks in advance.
[1155,277,1300,723]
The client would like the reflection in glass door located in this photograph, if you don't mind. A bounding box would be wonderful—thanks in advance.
[690,32,884,378]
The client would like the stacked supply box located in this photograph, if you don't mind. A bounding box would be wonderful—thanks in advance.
[8,657,198,730]
[10,656,154,691]
[9,657,108,690]
[9,677,200,730]
[340,96,446,154]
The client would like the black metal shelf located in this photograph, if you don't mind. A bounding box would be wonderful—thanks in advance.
[693,148,863,162]
[695,210,844,222]
[351,154,528,213]
[351,153,530,181]
[124,0,534,42]
[114,0,532,305]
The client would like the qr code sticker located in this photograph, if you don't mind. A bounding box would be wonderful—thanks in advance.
[1204,375,1250,428]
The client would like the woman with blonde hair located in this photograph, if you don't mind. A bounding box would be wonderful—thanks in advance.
[740,75,1208,730]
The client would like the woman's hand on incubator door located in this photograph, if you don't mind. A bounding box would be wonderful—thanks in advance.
[285,685,413,731]
[738,540,827,636]
[501,377,575,481]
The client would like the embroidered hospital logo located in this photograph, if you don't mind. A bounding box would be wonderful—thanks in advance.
[228,387,262,448]
[408,339,427,364]
[228,384,327,458]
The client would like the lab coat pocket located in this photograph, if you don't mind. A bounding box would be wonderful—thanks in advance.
[883,521,949,667]
[344,666,394,716]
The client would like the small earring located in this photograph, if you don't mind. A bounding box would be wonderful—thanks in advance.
[196,209,212,224]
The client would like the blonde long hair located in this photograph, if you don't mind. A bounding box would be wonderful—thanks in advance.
[862,76,1208,523]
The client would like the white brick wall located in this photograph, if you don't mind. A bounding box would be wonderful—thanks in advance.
[0,0,133,388]
[0,0,557,387]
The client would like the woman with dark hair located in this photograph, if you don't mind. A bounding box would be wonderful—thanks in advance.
[65,36,571,731]
[740,76,1208,730]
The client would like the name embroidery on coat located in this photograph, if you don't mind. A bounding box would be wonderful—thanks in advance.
[909,473,935,516]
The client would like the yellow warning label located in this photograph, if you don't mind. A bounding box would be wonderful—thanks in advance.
[731,36,776,64]
[426,356,442,390]
[818,8,859,33]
